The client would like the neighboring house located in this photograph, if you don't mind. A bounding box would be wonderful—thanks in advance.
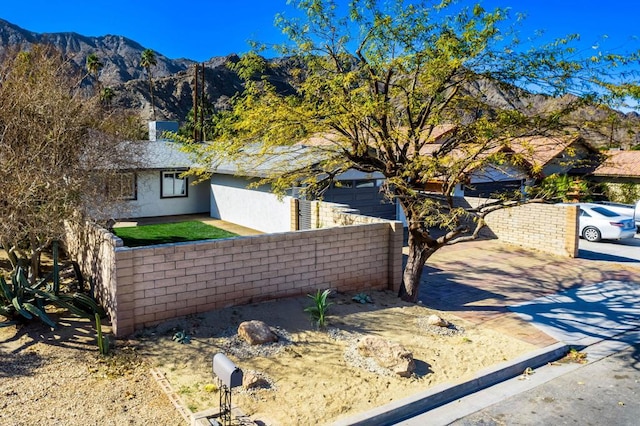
[455,135,601,197]
[588,149,640,201]
[590,149,640,184]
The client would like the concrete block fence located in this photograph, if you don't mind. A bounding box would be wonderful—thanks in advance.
[65,199,575,337]
[461,198,579,258]
[66,204,403,337]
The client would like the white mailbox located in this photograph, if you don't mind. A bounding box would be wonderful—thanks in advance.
[213,353,243,389]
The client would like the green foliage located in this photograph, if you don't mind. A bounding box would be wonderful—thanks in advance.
[95,312,110,355]
[601,182,640,204]
[0,266,105,328]
[304,289,333,328]
[112,221,238,247]
[352,292,372,304]
[0,241,105,328]
[178,97,218,141]
[100,87,115,106]
[85,52,103,80]
[184,0,640,301]
[140,48,158,119]
[527,174,591,202]
[618,183,640,204]
[172,330,191,344]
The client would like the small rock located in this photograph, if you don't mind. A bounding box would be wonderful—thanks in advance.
[357,336,415,377]
[426,314,449,327]
[238,320,278,345]
[243,371,270,390]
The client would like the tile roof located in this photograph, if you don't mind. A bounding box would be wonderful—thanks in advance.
[592,150,640,177]
[506,135,585,168]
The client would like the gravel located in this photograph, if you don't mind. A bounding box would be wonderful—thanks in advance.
[0,320,184,426]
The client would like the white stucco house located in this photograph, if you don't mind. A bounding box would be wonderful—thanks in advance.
[115,138,394,233]
[119,123,601,231]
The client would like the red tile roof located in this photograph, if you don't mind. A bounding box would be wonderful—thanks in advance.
[593,150,640,177]
[507,136,580,168]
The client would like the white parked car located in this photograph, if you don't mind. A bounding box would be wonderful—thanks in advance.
[558,203,637,242]
[592,200,640,230]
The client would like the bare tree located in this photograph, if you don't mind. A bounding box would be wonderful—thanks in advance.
[0,45,143,281]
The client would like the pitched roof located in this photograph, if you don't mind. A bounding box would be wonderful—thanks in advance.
[506,135,583,168]
[137,140,195,169]
[592,150,640,177]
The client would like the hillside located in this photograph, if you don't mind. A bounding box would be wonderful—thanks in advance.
[0,18,638,148]
[0,18,193,85]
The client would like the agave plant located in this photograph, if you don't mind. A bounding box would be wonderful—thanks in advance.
[0,244,105,328]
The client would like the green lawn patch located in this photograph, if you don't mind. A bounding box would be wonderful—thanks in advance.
[113,221,238,247]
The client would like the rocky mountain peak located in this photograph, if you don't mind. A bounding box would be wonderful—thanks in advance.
[0,18,194,86]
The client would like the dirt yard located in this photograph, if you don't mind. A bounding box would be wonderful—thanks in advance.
[1,289,536,425]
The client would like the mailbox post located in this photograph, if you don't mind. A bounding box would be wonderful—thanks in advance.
[212,353,243,426]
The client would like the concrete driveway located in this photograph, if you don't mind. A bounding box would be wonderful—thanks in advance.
[579,234,640,262]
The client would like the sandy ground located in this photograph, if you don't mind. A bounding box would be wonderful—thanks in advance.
[132,289,536,425]
[0,309,184,426]
[0,289,536,426]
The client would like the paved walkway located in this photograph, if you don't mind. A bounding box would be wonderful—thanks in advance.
[415,239,640,348]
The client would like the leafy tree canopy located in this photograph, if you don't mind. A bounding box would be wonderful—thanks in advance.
[185,0,640,301]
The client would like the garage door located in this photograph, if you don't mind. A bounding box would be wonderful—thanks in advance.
[323,179,396,220]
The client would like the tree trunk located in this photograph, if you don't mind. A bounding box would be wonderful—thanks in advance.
[148,74,156,121]
[399,232,433,303]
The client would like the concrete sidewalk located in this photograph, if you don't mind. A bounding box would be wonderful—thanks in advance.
[333,240,640,426]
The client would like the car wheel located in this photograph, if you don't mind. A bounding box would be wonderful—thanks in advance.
[583,226,601,242]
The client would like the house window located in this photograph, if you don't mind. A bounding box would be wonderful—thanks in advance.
[355,179,375,188]
[112,172,137,200]
[161,171,188,198]
[333,180,353,189]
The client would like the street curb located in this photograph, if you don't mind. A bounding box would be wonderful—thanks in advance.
[331,342,569,426]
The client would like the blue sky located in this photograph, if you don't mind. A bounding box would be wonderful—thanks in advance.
[2,1,640,61]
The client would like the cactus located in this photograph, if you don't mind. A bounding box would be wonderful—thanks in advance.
[1,262,105,328]
[95,313,110,355]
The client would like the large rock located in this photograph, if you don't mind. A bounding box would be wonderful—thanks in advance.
[357,336,415,377]
[238,320,278,345]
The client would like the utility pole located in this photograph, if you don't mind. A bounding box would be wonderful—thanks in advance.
[200,63,206,141]
[193,63,200,142]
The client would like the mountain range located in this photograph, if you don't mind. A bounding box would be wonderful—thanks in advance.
[0,18,259,122]
[0,18,638,148]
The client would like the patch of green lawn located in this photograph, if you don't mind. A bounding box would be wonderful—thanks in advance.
[113,221,238,247]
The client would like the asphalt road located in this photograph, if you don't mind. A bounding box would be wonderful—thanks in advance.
[429,235,640,426]
[450,344,640,426]
[579,234,640,262]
